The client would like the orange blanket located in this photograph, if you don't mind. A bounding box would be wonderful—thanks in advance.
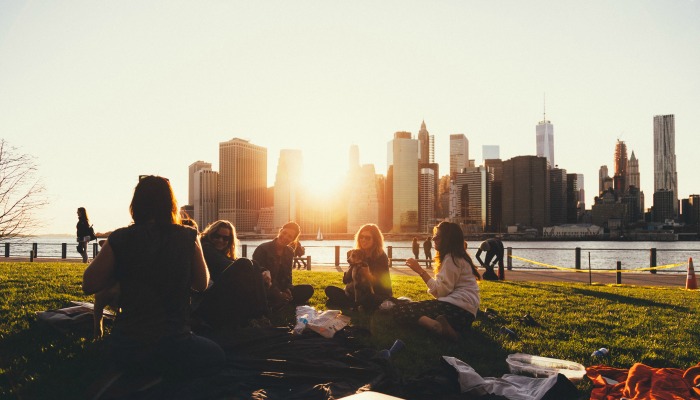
[587,363,700,400]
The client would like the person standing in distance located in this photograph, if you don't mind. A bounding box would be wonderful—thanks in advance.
[423,236,433,269]
[76,207,95,263]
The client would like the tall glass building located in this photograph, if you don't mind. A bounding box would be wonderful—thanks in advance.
[388,132,418,232]
[218,138,267,232]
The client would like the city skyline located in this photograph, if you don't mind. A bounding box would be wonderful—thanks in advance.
[0,1,698,234]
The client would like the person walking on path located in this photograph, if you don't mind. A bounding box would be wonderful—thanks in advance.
[76,207,96,263]
[252,222,314,310]
[390,222,481,341]
[412,237,420,260]
[475,238,504,280]
[423,236,432,269]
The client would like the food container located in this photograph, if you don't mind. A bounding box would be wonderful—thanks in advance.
[506,353,586,382]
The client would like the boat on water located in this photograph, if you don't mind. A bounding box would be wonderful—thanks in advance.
[316,228,323,241]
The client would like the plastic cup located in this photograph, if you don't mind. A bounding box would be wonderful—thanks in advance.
[389,339,405,355]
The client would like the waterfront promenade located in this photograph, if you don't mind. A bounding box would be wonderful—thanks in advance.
[4,256,689,288]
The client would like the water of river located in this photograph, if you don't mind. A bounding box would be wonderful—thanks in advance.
[4,237,699,273]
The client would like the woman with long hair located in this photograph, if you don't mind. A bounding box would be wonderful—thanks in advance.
[82,176,224,378]
[76,207,93,263]
[324,223,392,310]
[391,221,481,340]
[193,220,270,329]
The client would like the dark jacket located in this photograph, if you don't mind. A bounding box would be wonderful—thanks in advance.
[252,238,293,298]
[342,251,392,298]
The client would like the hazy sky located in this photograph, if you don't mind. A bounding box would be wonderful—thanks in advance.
[1,1,698,235]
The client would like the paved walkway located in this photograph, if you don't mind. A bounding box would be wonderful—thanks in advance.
[4,257,692,288]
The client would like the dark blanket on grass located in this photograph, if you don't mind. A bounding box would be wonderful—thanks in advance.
[133,326,398,400]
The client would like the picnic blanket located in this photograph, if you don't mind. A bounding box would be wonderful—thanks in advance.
[587,363,700,400]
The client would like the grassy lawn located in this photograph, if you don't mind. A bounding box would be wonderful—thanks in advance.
[1,262,699,399]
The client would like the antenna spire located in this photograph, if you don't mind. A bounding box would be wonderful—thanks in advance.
[543,93,546,122]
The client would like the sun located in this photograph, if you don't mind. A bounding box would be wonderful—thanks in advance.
[300,166,344,198]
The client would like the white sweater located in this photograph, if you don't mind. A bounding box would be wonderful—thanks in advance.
[426,254,480,317]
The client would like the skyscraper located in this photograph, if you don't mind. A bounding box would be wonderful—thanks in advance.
[347,146,379,232]
[218,138,267,232]
[418,167,436,232]
[550,168,567,225]
[449,134,469,176]
[193,169,218,230]
[418,121,431,164]
[453,166,491,232]
[653,114,679,215]
[188,161,212,206]
[502,156,550,230]
[387,131,418,232]
[613,140,628,196]
[273,149,302,230]
[536,113,554,168]
[599,165,609,195]
[628,151,640,189]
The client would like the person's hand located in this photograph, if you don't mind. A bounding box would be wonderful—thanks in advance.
[405,258,422,273]
[262,270,272,288]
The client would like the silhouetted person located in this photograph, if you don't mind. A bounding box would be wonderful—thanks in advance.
[423,236,432,268]
[76,207,95,263]
[475,238,504,280]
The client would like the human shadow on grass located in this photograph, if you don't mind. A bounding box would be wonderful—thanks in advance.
[506,281,687,312]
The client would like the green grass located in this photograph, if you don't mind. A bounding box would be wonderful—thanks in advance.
[2,262,700,399]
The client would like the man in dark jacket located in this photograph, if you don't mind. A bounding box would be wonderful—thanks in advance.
[475,238,505,280]
[252,222,313,310]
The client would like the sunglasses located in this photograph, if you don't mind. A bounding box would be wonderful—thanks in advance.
[211,233,232,242]
[359,234,373,241]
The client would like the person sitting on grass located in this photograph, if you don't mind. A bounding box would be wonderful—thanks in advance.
[325,223,393,311]
[192,220,270,330]
[389,221,480,341]
[82,175,225,379]
[252,221,314,311]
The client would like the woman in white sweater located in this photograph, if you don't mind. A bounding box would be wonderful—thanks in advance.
[391,221,481,340]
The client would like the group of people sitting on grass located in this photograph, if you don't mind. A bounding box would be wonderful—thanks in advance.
[81,175,485,380]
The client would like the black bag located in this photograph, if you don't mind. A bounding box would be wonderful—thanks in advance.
[89,226,97,241]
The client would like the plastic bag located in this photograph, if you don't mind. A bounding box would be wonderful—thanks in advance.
[292,306,350,338]
[307,310,350,338]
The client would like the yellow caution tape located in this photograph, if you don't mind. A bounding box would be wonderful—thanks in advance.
[508,255,686,273]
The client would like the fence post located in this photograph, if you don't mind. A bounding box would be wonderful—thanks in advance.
[575,247,581,270]
[616,261,622,284]
[30,250,34,262]
[93,242,98,259]
[62,243,67,259]
[241,244,247,258]
[507,247,512,270]
[387,246,393,259]
[4,243,9,257]
[335,246,340,267]
[32,243,38,258]
[650,248,657,274]
[306,256,311,270]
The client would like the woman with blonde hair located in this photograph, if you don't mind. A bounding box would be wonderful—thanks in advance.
[391,221,480,341]
[324,223,392,310]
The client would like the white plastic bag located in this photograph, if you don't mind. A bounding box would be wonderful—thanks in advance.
[307,310,351,338]
[292,306,350,338]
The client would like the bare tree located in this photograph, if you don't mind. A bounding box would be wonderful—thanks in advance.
[0,139,48,239]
